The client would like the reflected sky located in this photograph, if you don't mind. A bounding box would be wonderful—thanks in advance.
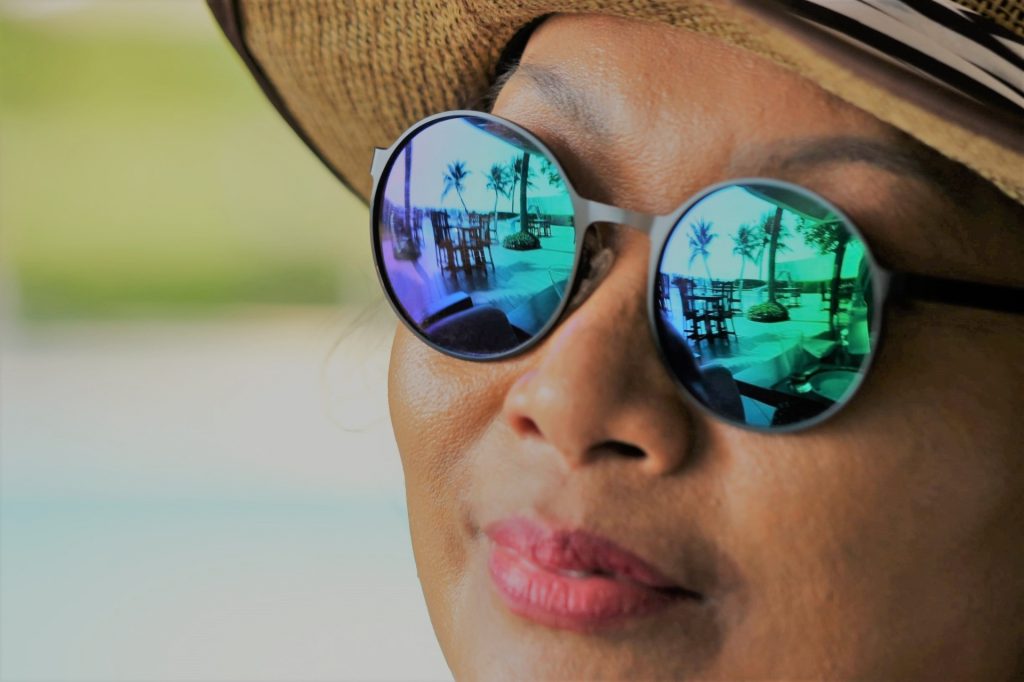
[383,117,567,213]
[377,116,577,356]
[661,185,865,281]
[655,183,875,429]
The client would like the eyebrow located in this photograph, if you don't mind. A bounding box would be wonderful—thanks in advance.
[498,62,972,199]
[734,136,964,197]
[492,62,612,138]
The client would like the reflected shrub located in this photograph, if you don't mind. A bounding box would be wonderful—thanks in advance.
[502,231,541,250]
[747,301,790,322]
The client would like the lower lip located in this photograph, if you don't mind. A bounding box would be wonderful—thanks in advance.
[488,544,686,632]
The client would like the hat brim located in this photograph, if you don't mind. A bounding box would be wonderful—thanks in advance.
[210,0,1024,205]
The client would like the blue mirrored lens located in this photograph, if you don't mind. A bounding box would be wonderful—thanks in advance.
[375,116,577,356]
[654,182,878,429]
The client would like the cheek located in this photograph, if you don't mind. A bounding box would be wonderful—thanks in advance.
[707,311,1023,676]
[387,325,517,627]
[389,325,514,478]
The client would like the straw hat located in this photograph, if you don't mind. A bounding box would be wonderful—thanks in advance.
[208,0,1023,206]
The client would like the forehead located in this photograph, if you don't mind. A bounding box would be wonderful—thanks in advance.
[494,15,890,200]
[491,14,1022,282]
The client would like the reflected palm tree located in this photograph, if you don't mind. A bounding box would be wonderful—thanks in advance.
[539,156,563,187]
[507,154,536,214]
[688,218,717,283]
[485,163,510,223]
[441,160,471,215]
[508,155,521,212]
[753,211,772,281]
[518,152,532,235]
[798,217,851,333]
[731,224,758,286]
[756,209,791,304]
[764,207,785,304]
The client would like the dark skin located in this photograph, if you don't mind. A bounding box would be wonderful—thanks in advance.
[389,15,1024,681]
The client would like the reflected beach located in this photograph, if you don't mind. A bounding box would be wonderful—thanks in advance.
[375,119,878,428]
[656,183,875,428]
[377,117,576,354]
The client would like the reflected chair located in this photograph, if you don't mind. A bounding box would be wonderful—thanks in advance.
[430,210,459,272]
[729,279,743,315]
[469,214,495,271]
[675,277,709,344]
[657,272,671,313]
[527,215,551,237]
[411,207,424,242]
[708,281,738,340]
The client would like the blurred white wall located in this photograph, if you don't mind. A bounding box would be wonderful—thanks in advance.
[1,307,452,681]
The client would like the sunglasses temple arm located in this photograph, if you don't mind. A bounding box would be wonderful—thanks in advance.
[888,272,1024,315]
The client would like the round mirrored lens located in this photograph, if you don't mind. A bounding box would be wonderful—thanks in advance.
[654,182,878,429]
[375,116,577,357]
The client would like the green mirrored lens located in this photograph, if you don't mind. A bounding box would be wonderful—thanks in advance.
[654,181,878,429]
[376,116,577,356]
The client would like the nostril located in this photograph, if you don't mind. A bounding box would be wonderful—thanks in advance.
[598,440,646,459]
[511,415,543,439]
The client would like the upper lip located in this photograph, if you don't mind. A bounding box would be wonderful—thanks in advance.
[485,516,698,594]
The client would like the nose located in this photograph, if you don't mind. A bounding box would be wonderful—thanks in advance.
[501,239,697,475]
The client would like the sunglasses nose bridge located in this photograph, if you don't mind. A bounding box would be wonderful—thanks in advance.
[577,199,658,235]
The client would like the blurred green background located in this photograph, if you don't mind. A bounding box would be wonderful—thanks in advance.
[0,4,451,681]
[1,0,372,319]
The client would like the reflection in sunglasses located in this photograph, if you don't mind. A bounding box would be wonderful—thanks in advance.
[374,112,1023,433]
[656,184,874,428]
[377,117,577,355]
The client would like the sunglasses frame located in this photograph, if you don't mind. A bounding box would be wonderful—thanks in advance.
[370,110,1020,433]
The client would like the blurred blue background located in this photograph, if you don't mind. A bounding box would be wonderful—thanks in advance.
[0,1,449,679]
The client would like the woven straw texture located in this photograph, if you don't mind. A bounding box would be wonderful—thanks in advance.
[238,0,1024,204]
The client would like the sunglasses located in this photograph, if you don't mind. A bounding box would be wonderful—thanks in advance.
[370,111,1022,432]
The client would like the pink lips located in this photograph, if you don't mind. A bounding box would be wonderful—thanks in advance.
[485,517,700,632]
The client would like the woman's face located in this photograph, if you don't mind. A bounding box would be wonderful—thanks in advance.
[388,14,1023,681]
